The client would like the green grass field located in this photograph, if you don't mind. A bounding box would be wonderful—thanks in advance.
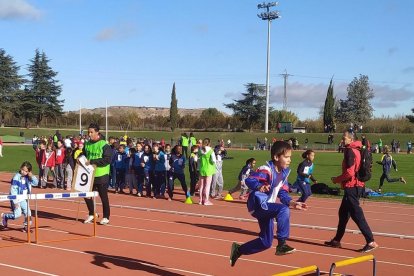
[1,127,413,151]
[1,145,413,204]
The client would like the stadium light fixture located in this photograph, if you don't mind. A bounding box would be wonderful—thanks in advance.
[257,2,280,133]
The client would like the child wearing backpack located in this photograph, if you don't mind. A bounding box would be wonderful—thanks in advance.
[293,150,318,203]
[376,146,406,193]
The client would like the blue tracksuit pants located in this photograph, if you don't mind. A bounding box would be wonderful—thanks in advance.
[239,202,290,255]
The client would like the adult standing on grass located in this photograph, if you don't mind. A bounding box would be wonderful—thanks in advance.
[83,123,112,225]
[230,141,308,267]
[325,131,378,253]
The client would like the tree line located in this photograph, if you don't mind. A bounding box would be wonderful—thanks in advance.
[0,48,63,128]
[1,48,412,133]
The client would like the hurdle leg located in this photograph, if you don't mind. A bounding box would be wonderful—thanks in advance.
[27,198,31,244]
[75,198,81,221]
[35,197,39,244]
[93,195,97,237]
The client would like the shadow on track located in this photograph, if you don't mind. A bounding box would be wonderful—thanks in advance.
[85,250,184,275]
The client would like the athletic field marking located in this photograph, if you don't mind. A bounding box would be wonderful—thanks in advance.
[34,203,414,239]
[0,262,58,276]
[97,236,300,269]
[298,211,414,225]
[291,235,414,253]
[33,244,213,276]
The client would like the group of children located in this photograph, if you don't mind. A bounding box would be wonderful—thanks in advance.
[108,136,230,205]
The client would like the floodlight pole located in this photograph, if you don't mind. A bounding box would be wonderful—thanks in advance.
[265,18,271,133]
[258,2,280,133]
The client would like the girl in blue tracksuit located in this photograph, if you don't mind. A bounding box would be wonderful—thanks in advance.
[229,141,308,267]
[168,145,188,200]
[293,150,318,203]
[1,161,39,232]
[141,144,154,197]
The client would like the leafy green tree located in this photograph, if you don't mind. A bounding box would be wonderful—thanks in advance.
[323,78,335,130]
[224,83,266,132]
[0,49,25,127]
[170,82,178,131]
[406,108,414,123]
[335,75,374,124]
[269,110,299,130]
[26,49,64,127]
[197,108,226,129]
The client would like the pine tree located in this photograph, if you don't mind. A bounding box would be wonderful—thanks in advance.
[170,82,178,131]
[0,49,25,127]
[323,78,335,131]
[26,49,64,127]
[224,83,266,132]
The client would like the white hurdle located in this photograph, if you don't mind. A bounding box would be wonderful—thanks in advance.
[1,192,98,244]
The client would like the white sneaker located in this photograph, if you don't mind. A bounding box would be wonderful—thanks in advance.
[84,213,98,224]
[99,218,109,225]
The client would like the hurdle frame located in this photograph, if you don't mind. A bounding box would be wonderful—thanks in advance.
[32,191,98,244]
[0,192,98,246]
[273,265,320,276]
[329,255,376,276]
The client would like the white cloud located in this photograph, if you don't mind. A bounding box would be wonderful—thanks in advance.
[95,23,136,41]
[0,0,42,20]
[266,81,414,119]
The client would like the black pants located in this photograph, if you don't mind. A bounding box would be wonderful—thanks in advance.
[379,173,400,189]
[84,175,110,219]
[189,170,198,196]
[334,186,374,244]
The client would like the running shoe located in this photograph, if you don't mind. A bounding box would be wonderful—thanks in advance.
[99,218,110,225]
[1,213,7,228]
[359,241,379,253]
[324,239,342,248]
[230,242,242,267]
[276,243,296,255]
[84,213,99,224]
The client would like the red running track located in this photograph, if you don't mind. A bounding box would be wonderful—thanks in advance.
[0,173,413,275]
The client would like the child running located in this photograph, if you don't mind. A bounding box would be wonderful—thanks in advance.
[226,158,256,200]
[376,146,406,193]
[293,150,318,203]
[230,141,307,267]
[1,161,39,232]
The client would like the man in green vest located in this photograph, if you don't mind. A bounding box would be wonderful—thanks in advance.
[189,132,197,148]
[181,133,189,158]
[83,123,112,225]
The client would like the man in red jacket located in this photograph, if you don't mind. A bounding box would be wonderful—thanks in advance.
[325,131,378,253]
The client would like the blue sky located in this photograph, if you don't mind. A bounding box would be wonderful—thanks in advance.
[1,0,413,120]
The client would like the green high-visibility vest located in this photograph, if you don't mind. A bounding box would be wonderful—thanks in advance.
[199,149,216,176]
[85,139,110,177]
[190,137,197,146]
[181,136,189,147]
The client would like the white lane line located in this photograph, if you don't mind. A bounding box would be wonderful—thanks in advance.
[96,236,299,269]
[35,204,414,239]
[33,243,213,276]
[0,262,59,276]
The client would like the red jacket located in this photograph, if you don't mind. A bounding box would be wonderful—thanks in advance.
[42,150,56,168]
[55,147,65,165]
[333,140,364,189]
